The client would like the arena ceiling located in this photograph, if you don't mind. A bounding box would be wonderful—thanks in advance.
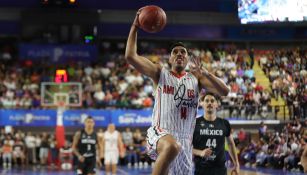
[0,0,236,13]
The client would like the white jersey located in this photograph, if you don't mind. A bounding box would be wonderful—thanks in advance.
[152,67,199,137]
[104,131,119,152]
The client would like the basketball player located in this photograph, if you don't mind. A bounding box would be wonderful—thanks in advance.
[192,93,239,175]
[72,116,103,175]
[102,123,124,175]
[125,9,229,175]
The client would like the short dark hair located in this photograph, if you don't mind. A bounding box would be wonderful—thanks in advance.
[85,116,94,121]
[200,92,220,102]
[169,42,187,52]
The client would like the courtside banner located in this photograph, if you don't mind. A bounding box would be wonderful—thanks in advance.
[0,110,56,126]
[63,110,111,127]
[19,44,97,63]
[111,109,153,127]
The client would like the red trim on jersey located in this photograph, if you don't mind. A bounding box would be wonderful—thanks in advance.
[170,71,186,78]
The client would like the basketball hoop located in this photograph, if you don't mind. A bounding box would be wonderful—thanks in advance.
[41,82,82,108]
[57,101,67,112]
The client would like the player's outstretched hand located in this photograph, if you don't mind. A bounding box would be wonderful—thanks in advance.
[189,55,209,78]
[189,55,201,73]
[133,7,145,28]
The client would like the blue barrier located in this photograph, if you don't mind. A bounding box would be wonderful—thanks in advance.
[0,109,279,127]
[0,109,57,126]
[111,109,153,127]
[0,109,205,127]
[63,110,111,127]
[0,109,155,127]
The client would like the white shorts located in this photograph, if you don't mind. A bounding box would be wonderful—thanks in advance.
[146,126,194,175]
[146,126,169,160]
[104,150,119,165]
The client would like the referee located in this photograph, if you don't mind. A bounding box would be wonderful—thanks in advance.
[193,93,239,175]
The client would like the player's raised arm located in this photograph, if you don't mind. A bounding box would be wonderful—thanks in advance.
[125,9,161,84]
[189,56,229,96]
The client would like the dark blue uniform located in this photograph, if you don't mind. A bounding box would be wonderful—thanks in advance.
[193,117,231,175]
[77,129,97,175]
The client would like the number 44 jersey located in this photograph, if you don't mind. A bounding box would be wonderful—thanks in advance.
[192,117,231,168]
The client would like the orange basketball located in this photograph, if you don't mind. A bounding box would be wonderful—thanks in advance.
[138,5,167,33]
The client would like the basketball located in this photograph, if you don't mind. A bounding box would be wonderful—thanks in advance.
[138,5,167,33]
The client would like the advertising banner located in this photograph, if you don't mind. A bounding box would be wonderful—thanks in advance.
[0,109,56,126]
[111,109,153,127]
[19,44,97,63]
[63,110,111,127]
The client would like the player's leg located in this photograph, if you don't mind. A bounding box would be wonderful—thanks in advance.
[76,159,85,175]
[111,151,119,175]
[86,157,97,175]
[170,140,193,175]
[152,135,181,175]
[111,164,117,175]
[104,151,111,175]
[216,167,227,175]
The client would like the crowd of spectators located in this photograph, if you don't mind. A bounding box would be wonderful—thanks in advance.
[235,119,306,172]
[258,48,307,119]
[0,119,305,173]
[0,128,60,168]
[0,126,151,169]
[0,42,306,120]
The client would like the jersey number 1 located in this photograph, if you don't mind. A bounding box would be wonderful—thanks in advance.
[87,144,91,151]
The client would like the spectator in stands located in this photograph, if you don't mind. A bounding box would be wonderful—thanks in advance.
[35,134,42,165]
[25,132,37,164]
[122,128,137,167]
[2,135,14,168]
[49,135,58,168]
[258,122,267,139]
[39,133,49,166]
[12,136,26,166]
[60,141,73,170]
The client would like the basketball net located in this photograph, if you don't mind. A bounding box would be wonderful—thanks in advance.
[57,101,67,113]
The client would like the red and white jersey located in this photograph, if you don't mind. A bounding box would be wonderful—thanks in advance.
[104,131,119,152]
[152,67,199,137]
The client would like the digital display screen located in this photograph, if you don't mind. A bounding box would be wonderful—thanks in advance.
[238,0,307,24]
[55,69,68,83]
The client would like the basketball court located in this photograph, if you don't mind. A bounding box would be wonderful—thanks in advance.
[0,166,305,175]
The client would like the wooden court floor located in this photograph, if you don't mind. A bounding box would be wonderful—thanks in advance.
[0,166,304,175]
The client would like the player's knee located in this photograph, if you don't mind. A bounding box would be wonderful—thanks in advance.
[163,142,181,157]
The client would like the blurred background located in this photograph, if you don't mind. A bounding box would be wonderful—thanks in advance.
[0,0,306,174]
